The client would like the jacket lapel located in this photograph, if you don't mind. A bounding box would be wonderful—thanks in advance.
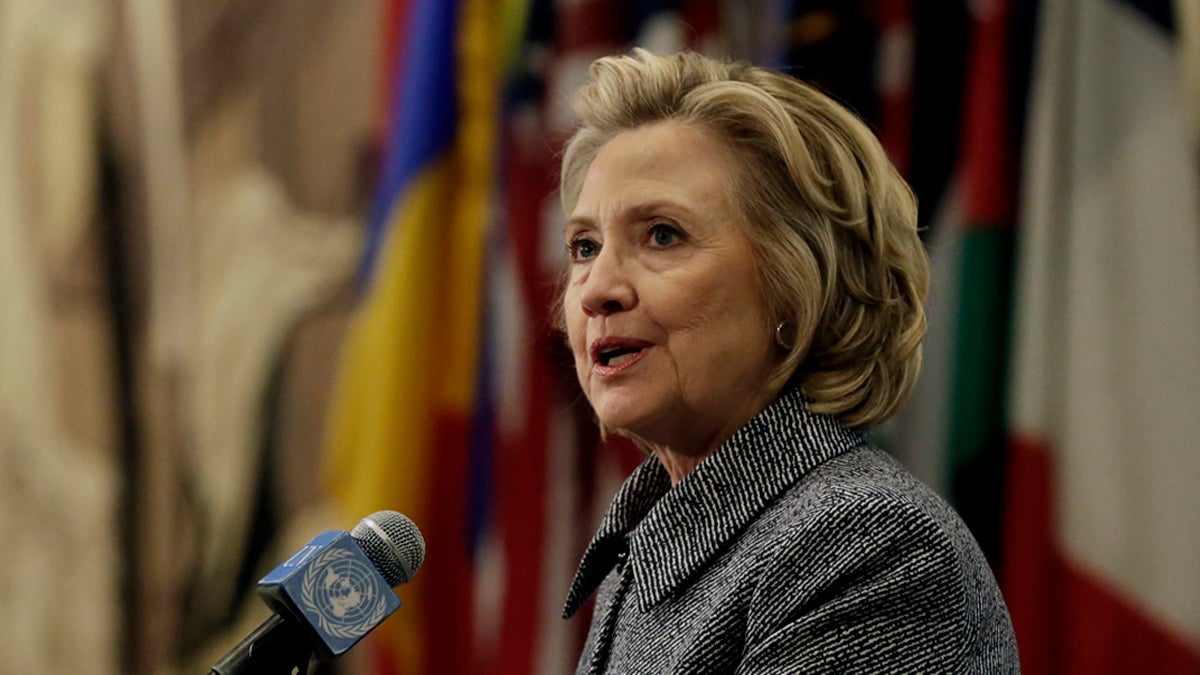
[563,387,867,617]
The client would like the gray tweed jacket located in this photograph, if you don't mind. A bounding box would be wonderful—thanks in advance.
[563,387,1019,673]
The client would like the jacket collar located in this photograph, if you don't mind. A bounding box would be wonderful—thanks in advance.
[563,387,867,618]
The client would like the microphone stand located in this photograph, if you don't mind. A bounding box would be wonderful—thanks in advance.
[209,614,315,675]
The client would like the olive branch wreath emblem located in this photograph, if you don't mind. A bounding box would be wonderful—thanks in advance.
[300,546,389,639]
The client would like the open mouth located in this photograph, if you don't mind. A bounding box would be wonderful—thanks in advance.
[598,345,644,367]
[590,338,653,370]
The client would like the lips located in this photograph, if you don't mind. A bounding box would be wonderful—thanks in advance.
[589,337,654,375]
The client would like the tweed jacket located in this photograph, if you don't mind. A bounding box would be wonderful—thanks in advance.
[563,387,1019,673]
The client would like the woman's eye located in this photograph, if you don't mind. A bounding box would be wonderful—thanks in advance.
[648,223,682,247]
[568,238,599,261]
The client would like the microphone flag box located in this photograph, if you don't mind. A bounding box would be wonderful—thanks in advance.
[257,530,401,659]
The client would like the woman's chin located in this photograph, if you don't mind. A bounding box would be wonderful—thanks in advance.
[593,401,656,441]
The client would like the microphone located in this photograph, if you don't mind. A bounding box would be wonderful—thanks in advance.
[210,510,425,675]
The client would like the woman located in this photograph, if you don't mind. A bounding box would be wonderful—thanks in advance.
[556,50,1019,673]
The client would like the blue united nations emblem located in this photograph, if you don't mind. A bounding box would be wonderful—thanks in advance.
[300,546,389,639]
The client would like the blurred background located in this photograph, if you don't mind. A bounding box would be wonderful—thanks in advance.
[1,0,1197,673]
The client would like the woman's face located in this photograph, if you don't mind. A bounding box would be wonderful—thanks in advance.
[563,120,779,455]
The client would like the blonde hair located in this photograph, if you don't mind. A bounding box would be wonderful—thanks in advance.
[559,50,929,429]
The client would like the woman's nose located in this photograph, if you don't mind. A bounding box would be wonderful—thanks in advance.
[579,246,636,317]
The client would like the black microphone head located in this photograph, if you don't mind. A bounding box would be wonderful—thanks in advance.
[351,510,426,587]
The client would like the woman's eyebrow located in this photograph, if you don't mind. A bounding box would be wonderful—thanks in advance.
[564,214,595,235]
[565,199,697,234]
[627,200,693,221]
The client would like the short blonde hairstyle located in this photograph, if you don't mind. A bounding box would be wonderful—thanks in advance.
[559,50,929,429]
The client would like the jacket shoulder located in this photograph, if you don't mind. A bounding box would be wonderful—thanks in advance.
[736,447,1016,672]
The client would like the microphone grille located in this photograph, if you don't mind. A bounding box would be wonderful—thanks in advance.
[351,510,426,587]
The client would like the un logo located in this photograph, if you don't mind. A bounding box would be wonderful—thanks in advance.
[301,547,389,639]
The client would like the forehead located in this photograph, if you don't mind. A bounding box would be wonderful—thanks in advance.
[571,120,746,221]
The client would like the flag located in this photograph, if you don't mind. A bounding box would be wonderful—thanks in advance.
[487,4,725,672]
[485,2,578,671]
[1003,0,1200,671]
[876,0,914,176]
[943,0,1023,568]
[878,0,1031,574]
[322,0,500,671]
